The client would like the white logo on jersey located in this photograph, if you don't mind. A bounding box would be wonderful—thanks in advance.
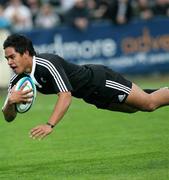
[40,77,47,83]
[118,94,126,102]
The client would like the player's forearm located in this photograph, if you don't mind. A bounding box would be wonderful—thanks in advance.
[47,92,72,127]
[2,99,17,122]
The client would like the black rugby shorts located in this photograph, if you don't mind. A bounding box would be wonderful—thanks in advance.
[83,66,132,109]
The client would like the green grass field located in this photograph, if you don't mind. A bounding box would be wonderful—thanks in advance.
[0,77,169,180]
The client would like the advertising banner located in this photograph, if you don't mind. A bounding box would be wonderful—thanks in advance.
[23,18,169,74]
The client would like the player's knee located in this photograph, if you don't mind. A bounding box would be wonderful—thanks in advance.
[141,95,157,112]
[143,96,157,112]
[144,102,156,112]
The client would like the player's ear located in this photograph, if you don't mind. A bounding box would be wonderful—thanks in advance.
[25,50,30,56]
[23,50,30,58]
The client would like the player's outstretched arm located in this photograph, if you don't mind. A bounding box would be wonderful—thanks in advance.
[30,91,72,140]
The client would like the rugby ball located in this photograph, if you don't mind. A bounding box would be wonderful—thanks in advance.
[15,77,36,113]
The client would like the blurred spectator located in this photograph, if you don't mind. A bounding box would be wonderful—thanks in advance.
[40,0,60,6]
[60,0,76,13]
[0,5,11,29]
[66,0,89,31]
[99,0,114,20]
[110,0,133,25]
[152,0,169,16]
[86,0,98,20]
[166,0,169,16]
[133,0,153,20]
[35,3,60,29]
[4,0,33,31]
[47,0,60,7]
[26,0,41,26]
[87,0,112,21]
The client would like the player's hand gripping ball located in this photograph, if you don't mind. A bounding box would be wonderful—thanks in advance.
[15,77,36,113]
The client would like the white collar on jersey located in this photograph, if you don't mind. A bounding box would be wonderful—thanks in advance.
[30,56,36,77]
[29,56,42,88]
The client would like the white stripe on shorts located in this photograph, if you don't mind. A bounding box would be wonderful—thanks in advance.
[105,80,131,94]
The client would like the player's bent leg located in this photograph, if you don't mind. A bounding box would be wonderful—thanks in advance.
[125,83,169,112]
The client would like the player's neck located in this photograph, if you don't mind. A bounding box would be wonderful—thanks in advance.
[25,56,33,74]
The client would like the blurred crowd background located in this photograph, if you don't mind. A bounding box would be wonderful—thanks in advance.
[0,0,169,32]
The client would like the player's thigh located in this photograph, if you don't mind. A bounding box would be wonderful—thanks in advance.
[125,83,151,109]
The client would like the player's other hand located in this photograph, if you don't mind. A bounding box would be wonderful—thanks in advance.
[30,124,53,140]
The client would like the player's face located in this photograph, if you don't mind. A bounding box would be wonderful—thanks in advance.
[5,47,30,74]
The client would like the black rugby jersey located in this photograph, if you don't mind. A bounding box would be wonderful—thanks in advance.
[8,53,106,98]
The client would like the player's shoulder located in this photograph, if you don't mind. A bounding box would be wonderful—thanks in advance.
[36,53,62,62]
[35,53,66,70]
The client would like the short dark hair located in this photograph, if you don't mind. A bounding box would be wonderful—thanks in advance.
[3,34,36,56]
